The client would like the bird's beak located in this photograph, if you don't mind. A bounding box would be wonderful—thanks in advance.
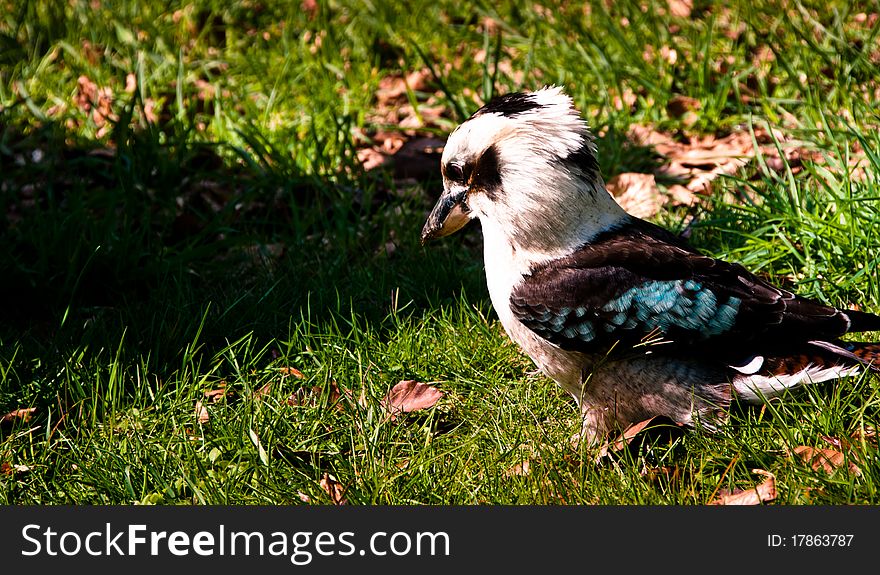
[420,187,471,244]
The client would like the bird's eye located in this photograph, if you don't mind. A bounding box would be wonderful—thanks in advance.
[446,162,466,182]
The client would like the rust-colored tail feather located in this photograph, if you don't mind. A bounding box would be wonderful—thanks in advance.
[807,340,880,373]
[849,342,880,369]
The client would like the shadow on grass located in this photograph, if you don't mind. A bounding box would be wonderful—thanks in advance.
[0,117,488,408]
[0,107,669,417]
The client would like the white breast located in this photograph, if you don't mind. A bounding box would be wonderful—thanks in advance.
[478,218,587,395]
[479,218,522,329]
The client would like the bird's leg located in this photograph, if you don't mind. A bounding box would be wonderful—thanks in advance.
[572,357,733,443]
[570,404,612,447]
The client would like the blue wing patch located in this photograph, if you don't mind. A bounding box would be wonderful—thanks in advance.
[603,279,741,336]
[518,279,741,347]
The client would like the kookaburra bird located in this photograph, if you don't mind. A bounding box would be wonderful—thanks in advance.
[421,86,880,443]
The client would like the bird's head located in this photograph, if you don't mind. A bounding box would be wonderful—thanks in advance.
[421,86,626,261]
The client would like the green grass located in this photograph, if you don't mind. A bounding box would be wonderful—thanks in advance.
[1,0,879,504]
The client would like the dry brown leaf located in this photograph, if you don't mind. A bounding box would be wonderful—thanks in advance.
[612,417,657,451]
[74,75,116,136]
[357,147,389,171]
[375,69,432,108]
[667,184,698,206]
[382,380,444,420]
[596,417,659,459]
[301,0,318,19]
[74,75,98,113]
[666,94,701,119]
[606,172,664,218]
[195,400,209,424]
[142,98,159,124]
[287,381,350,412]
[710,469,777,505]
[792,446,862,476]
[319,473,347,505]
[668,0,693,18]
[358,68,449,180]
[820,435,850,451]
[254,381,273,399]
[364,68,448,160]
[1,407,36,424]
[278,366,304,378]
[358,134,444,179]
[194,384,229,423]
[203,387,228,402]
[1,462,12,476]
[372,130,407,154]
[852,425,877,446]
[504,459,531,477]
[627,125,778,198]
[194,384,228,424]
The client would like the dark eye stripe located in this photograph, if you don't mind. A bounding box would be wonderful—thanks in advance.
[444,146,502,200]
[473,144,502,200]
[446,162,465,182]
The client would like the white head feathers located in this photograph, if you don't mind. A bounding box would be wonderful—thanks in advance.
[436,86,626,263]
[442,86,592,168]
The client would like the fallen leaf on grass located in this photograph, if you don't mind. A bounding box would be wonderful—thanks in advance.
[357,135,445,180]
[851,425,876,446]
[1,407,36,424]
[595,417,659,459]
[605,173,664,219]
[710,469,777,505]
[195,400,209,424]
[666,94,701,127]
[375,69,432,107]
[278,366,304,378]
[254,367,303,400]
[792,446,861,476]
[1,461,33,475]
[202,387,228,402]
[195,385,229,423]
[319,473,348,505]
[820,435,850,451]
[74,75,116,137]
[254,382,273,399]
[504,459,531,477]
[667,184,698,206]
[668,0,693,18]
[355,67,449,180]
[287,381,351,412]
[626,124,779,197]
[381,380,443,421]
[357,146,389,171]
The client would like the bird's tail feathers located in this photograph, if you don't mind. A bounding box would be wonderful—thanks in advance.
[807,339,880,373]
[732,340,878,403]
[844,309,880,334]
